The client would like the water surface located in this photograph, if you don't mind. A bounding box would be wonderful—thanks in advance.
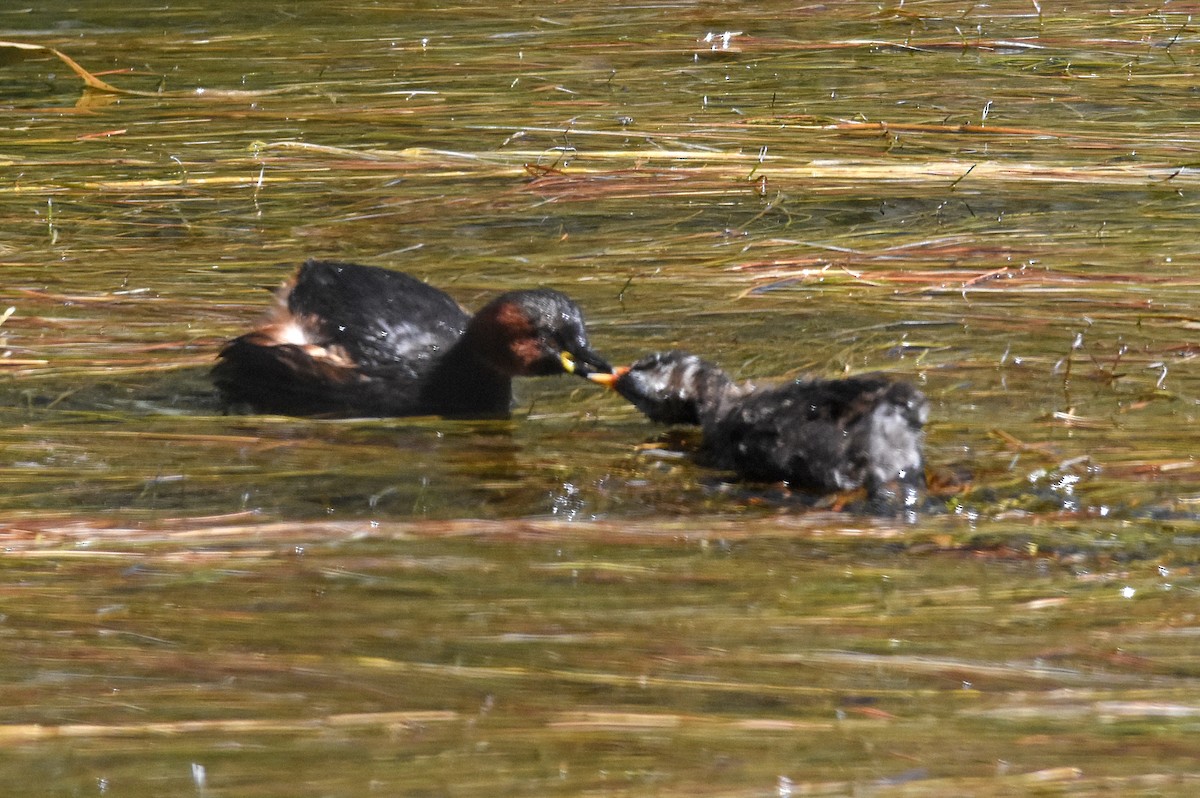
[2,2,1200,795]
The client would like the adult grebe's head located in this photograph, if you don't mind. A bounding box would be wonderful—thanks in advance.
[466,289,611,378]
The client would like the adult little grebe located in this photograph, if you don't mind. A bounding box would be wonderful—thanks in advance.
[591,350,928,496]
[213,259,611,417]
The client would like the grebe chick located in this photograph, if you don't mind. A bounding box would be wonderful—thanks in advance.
[592,350,927,497]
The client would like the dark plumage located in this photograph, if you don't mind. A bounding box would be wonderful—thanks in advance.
[593,350,928,497]
[213,259,610,417]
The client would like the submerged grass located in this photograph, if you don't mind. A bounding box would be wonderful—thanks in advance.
[2,511,1199,795]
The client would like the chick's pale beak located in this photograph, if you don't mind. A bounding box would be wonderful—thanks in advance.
[587,366,629,389]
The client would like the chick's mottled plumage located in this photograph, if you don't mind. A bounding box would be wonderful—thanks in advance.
[602,350,928,496]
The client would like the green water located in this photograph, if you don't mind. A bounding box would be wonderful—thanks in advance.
[2,2,1200,795]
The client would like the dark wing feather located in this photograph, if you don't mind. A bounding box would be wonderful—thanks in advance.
[288,260,470,370]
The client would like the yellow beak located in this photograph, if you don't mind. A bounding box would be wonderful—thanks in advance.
[559,351,577,374]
